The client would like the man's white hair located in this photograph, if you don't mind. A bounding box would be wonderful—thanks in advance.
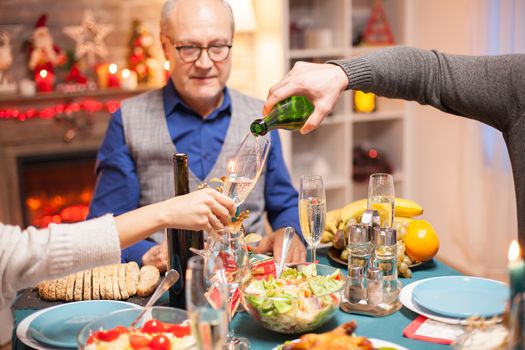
[160,0,235,35]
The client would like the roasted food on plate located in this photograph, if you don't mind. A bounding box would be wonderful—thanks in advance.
[281,321,374,350]
[37,262,160,301]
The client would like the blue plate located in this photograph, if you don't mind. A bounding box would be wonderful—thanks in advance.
[28,300,138,348]
[412,276,509,318]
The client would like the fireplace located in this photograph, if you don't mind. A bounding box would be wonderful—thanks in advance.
[17,151,97,228]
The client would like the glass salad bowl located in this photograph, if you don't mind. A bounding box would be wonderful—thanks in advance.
[241,263,345,334]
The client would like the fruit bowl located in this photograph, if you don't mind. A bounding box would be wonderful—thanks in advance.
[77,306,194,350]
[241,263,345,334]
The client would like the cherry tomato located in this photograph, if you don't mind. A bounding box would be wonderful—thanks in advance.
[129,334,151,349]
[149,335,171,350]
[96,329,122,342]
[86,333,97,345]
[142,319,165,334]
[165,323,191,338]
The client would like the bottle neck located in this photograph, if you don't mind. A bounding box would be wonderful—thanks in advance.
[250,118,268,136]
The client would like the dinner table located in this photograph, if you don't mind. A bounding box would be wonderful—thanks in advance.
[12,248,460,350]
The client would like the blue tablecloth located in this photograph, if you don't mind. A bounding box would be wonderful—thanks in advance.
[13,250,460,349]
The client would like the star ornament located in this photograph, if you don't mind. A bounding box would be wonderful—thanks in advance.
[63,11,114,65]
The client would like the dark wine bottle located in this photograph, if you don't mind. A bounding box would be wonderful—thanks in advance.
[250,96,314,136]
[167,153,204,309]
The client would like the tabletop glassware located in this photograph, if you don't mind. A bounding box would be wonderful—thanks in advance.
[299,174,326,263]
[224,133,270,208]
[207,226,250,350]
[186,255,228,350]
[368,173,395,228]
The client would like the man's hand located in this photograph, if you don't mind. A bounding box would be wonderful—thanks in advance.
[252,228,307,263]
[263,61,348,134]
[141,241,168,273]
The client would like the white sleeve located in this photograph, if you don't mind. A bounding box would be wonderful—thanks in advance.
[0,214,121,309]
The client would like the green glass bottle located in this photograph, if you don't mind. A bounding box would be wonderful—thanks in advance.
[250,96,314,136]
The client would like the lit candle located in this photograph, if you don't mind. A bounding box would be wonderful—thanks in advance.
[121,69,138,90]
[107,64,120,88]
[35,69,54,93]
[164,60,170,83]
[508,240,525,302]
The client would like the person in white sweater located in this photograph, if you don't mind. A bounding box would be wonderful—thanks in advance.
[0,188,234,308]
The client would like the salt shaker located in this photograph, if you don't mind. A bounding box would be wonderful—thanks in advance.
[347,224,374,272]
[346,265,365,304]
[366,267,383,307]
[373,227,400,305]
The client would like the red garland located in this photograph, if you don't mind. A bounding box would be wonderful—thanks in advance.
[0,100,120,121]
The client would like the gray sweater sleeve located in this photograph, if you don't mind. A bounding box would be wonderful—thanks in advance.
[329,46,525,134]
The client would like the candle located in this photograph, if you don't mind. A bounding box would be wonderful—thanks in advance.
[508,240,525,302]
[164,60,170,83]
[121,69,138,90]
[35,69,53,93]
[107,64,120,88]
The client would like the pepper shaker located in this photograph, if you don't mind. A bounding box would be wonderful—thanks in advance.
[346,265,365,304]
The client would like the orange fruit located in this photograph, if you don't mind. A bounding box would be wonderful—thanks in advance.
[404,219,439,262]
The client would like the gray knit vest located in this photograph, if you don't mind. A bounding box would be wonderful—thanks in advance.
[120,88,266,243]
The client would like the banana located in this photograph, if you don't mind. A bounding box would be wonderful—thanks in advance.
[393,216,415,225]
[395,198,424,218]
[339,198,368,226]
[325,209,341,233]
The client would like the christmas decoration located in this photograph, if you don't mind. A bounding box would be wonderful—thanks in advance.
[127,20,158,84]
[28,14,66,90]
[63,10,114,68]
[121,68,138,90]
[0,32,17,94]
[362,0,395,45]
[0,100,120,121]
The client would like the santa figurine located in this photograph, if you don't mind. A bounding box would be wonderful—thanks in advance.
[28,14,66,77]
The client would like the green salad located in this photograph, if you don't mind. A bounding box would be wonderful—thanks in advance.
[242,264,345,334]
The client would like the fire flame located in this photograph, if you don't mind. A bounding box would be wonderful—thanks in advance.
[508,240,522,261]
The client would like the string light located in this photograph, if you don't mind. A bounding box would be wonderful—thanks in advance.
[0,99,120,121]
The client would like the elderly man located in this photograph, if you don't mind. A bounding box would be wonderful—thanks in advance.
[88,0,306,271]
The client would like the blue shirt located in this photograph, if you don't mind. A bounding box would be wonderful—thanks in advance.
[88,81,301,264]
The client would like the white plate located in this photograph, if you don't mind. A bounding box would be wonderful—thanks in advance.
[17,301,137,350]
[272,338,408,350]
[400,279,502,326]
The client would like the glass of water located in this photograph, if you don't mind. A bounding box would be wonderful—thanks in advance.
[368,173,395,228]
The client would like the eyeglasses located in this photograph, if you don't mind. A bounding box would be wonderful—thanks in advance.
[175,45,232,63]
[164,36,232,63]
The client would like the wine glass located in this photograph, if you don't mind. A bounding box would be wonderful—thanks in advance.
[224,133,270,208]
[207,226,250,350]
[299,174,326,263]
[186,255,228,350]
[368,173,395,228]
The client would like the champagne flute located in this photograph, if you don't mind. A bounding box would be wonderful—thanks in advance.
[299,174,326,263]
[207,226,250,350]
[368,173,395,228]
[186,255,228,350]
[224,133,270,207]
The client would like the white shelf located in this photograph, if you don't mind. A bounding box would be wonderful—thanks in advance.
[283,0,407,205]
[288,48,347,59]
[351,110,405,123]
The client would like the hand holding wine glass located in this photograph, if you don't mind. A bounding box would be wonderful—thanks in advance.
[368,173,395,228]
[224,133,270,208]
[299,174,326,263]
